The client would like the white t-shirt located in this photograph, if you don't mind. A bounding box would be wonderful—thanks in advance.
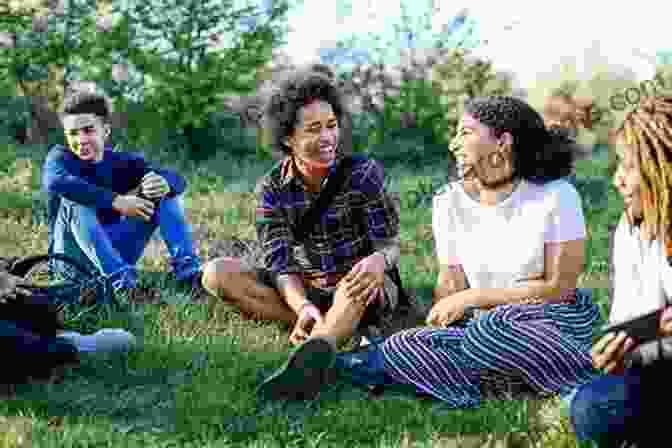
[609,214,672,323]
[432,179,586,289]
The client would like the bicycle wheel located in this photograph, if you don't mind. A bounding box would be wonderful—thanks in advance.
[9,253,104,306]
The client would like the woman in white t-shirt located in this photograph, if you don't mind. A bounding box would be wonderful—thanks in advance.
[256,95,600,406]
[378,95,601,407]
[570,96,672,447]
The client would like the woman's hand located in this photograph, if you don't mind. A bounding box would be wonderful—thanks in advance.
[660,306,672,337]
[341,253,386,307]
[289,303,324,345]
[591,331,636,374]
[427,296,469,327]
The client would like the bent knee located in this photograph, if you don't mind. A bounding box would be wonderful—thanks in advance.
[201,256,246,291]
[569,380,627,440]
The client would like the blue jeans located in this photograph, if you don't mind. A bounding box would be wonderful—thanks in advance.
[53,196,201,289]
[570,364,668,447]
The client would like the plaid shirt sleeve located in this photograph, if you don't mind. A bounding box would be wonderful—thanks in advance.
[255,177,301,277]
[357,159,401,266]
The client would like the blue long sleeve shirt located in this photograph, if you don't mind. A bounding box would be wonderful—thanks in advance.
[42,144,186,225]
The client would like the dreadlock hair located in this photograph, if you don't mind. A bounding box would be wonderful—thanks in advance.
[265,69,351,155]
[464,95,581,184]
[616,95,672,251]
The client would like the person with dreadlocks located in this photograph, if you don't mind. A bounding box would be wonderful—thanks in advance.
[569,95,672,447]
[256,95,601,405]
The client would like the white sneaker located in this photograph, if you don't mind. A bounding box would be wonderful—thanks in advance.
[57,329,137,353]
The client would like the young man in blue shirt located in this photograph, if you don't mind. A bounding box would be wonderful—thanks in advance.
[42,91,202,295]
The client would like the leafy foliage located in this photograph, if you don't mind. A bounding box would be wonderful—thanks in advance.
[103,0,290,160]
[320,3,511,170]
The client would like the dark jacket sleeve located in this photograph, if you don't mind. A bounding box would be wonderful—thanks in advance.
[42,145,116,210]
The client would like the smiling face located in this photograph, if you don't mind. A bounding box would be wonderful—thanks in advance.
[613,136,643,223]
[459,113,514,188]
[62,113,109,162]
[285,100,339,168]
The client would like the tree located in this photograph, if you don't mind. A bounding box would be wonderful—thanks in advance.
[313,1,510,167]
[0,0,117,145]
[105,0,290,160]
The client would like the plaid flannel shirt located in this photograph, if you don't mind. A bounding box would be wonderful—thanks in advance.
[255,153,400,291]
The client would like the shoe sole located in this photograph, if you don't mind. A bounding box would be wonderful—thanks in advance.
[257,338,335,401]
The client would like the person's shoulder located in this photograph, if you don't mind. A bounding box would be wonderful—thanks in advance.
[346,154,385,189]
[434,181,462,198]
[534,177,581,204]
[432,181,463,208]
[348,152,372,164]
[44,144,73,167]
[347,153,377,172]
[45,144,68,159]
[540,177,578,194]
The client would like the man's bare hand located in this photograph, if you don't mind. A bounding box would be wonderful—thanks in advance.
[141,171,170,199]
[112,195,155,221]
[0,272,32,302]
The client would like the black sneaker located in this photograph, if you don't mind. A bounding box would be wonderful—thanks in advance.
[257,337,336,401]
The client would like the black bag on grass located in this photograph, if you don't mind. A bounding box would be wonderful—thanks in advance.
[0,265,80,385]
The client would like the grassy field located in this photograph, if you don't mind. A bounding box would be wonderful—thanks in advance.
[0,143,619,447]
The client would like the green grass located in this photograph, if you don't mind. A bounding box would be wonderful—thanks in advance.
[0,150,619,447]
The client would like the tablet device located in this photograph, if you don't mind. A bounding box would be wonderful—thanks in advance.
[600,307,663,344]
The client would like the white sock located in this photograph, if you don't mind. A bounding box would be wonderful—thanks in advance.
[57,329,136,353]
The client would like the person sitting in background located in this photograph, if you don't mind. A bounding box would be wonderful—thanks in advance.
[256,95,601,404]
[543,93,580,138]
[570,95,672,447]
[201,69,401,346]
[541,93,595,184]
[42,90,202,297]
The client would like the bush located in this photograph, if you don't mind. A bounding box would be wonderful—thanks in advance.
[119,104,260,164]
[365,126,455,171]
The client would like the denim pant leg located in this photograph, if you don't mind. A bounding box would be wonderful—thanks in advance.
[54,199,134,287]
[106,196,200,280]
[570,369,645,447]
[154,196,201,280]
[104,212,159,267]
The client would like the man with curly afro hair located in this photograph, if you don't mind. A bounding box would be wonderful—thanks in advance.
[202,69,402,379]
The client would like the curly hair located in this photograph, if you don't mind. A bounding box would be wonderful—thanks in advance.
[616,95,672,249]
[464,95,579,184]
[264,70,351,155]
[60,90,111,124]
